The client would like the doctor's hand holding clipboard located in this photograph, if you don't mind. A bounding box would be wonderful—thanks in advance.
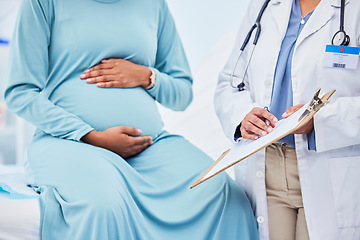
[214,0,360,239]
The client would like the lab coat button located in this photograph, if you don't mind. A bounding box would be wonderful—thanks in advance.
[257,216,265,223]
[256,171,264,178]
[265,80,272,88]
[293,82,297,90]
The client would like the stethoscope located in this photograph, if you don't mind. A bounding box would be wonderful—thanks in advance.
[230,0,350,91]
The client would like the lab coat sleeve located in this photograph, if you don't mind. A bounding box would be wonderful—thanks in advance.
[4,0,94,141]
[146,0,193,111]
[314,96,360,152]
[214,1,263,141]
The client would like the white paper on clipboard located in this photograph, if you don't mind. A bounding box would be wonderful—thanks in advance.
[205,104,306,179]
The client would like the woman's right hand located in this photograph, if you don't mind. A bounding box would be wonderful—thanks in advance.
[80,59,152,89]
[81,126,153,159]
[240,107,278,140]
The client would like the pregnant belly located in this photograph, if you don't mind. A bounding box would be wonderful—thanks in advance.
[49,80,164,138]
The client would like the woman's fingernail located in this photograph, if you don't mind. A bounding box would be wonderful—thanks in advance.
[137,129,142,134]
[101,59,108,62]
[254,136,259,140]
[84,69,90,73]
[97,83,104,87]
[86,79,92,83]
[267,127,273,133]
[262,131,267,136]
[80,74,86,78]
[273,117,278,123]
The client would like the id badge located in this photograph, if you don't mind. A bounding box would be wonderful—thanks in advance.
[323,45,360,69]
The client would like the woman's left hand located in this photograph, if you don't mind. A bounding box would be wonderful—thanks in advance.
[283,104,314,134]
[80,59,151,88]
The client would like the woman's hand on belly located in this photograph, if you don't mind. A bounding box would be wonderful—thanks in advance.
[81,126,153,159]
[80,59,152,89]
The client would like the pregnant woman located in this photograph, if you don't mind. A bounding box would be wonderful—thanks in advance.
[5,0,258,239]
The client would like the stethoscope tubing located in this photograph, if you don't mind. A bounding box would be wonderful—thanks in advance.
[231,0,349,91]
[340,0,345,31]
[230,0,270,90]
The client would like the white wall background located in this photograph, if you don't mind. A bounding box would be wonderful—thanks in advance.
[159,0,250,161]
[0,0,22,164]
[167,0,248,68]
[0,0,250,165]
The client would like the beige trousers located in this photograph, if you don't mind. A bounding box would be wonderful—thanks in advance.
[265,142,310,240]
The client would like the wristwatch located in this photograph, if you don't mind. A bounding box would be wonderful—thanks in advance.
[145,68,156,90]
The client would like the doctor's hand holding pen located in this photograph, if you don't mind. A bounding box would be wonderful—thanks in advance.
[240,104,314,140]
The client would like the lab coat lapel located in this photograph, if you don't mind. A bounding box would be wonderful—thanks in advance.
[270,0,293,41]
[296,0,349,46]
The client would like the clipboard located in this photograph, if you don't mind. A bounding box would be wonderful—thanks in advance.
[191,89,336,189]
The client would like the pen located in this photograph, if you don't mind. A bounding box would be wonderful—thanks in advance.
[264,107,270,126]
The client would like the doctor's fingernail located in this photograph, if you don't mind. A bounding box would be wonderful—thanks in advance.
[84,69,90,73]
[267,127,273,133]
[137,129,142,133]
[262,131,267,136]
[80,74,86,78]
[273,117,278,123]
[86,79,93,83]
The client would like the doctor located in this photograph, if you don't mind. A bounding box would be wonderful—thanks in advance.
[215,0,360,239]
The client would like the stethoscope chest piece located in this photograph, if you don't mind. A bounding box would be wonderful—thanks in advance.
[237,82,245,91]
[331,0,350,46]
[332,30,350,46]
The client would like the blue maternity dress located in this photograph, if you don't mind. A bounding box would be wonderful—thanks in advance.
[5,0,259,239]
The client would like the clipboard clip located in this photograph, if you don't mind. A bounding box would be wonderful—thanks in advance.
[298,88,327,121]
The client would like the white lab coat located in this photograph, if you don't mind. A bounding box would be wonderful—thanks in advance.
[215,0,360,239]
